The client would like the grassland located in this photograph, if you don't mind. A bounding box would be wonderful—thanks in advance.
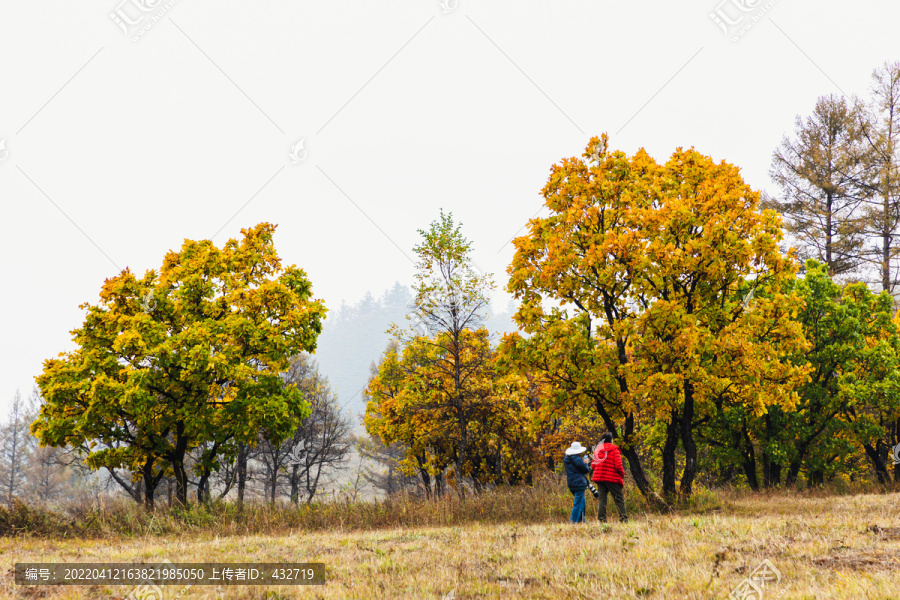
[1,484,899,599]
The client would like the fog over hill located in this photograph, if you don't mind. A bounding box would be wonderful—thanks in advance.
[313,283,517,430]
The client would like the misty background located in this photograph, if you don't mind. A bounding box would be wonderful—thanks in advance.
[3,0,900,421]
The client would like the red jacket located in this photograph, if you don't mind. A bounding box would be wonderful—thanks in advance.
[591,442,625,485]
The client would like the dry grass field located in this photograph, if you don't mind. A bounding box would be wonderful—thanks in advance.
[2,486,900,599]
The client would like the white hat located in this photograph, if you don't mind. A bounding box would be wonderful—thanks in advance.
[565,441,588,455]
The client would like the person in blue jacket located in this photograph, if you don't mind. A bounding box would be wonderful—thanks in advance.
[563,441,592,523]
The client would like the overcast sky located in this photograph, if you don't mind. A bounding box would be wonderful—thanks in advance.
[1,0,898,412]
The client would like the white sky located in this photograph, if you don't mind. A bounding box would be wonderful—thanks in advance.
[1,0,898,413]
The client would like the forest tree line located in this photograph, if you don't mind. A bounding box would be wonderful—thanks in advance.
[6,61,899,511]
[365,62,900,507]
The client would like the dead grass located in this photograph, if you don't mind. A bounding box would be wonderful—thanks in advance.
[0,473,691,539]
[1,485,899,599]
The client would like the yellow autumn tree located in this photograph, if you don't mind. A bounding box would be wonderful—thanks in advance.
[365,329,533,496]
[505,135,810,502]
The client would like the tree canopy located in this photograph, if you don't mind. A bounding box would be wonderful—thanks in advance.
[505,135,809,502]
[33,223,325,507]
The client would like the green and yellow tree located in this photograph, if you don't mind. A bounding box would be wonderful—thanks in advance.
[33,223,325,507]
[366,212,533,497]
[702,260,900,488]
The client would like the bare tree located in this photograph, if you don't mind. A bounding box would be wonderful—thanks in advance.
[18,390,70,504]
[281,355,352,504]
[245,355,352,504]
[25,447,69,504]
[257,429,295,504]
[0,390,33,506]
[21,389,103,505]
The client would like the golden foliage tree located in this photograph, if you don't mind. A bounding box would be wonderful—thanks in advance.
[365,330,532,497]
[506,135,809,502]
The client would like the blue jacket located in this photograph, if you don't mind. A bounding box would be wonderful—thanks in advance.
[563,453,592,491]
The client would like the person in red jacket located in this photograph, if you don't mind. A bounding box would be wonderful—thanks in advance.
[591,432,628,523]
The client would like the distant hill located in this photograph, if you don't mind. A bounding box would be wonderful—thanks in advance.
[313,283,517,430]
[312,283,412,429]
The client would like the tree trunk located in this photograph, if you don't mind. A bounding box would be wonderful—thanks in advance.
[172,461,188,506]
[620,413,649,495]
[743,458,760,491]
[455,413,468,500]
[435,472,446,498]
[825,191,833,271]
[106,467,143,504]
[883,187,891,294]
[786,460,802,486]
[142,460,157,510]
[662,409,680,503]
[742,429,759,491]
[197,473,210,504]
[679,383,697,497]
[761,413,781,487]
[452,322,468,501]
[167,422,190,506]
[237,443,248,512]
[786,439,813,486]
[762,453,782,488]
[808,470,824,487]
[268,460,278,505]
[416,455,432,500]
[290,463,300,504]
[893,418,900,484]
[863,442,891,484]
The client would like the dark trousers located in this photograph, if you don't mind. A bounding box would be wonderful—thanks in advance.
[597,481,627,522]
